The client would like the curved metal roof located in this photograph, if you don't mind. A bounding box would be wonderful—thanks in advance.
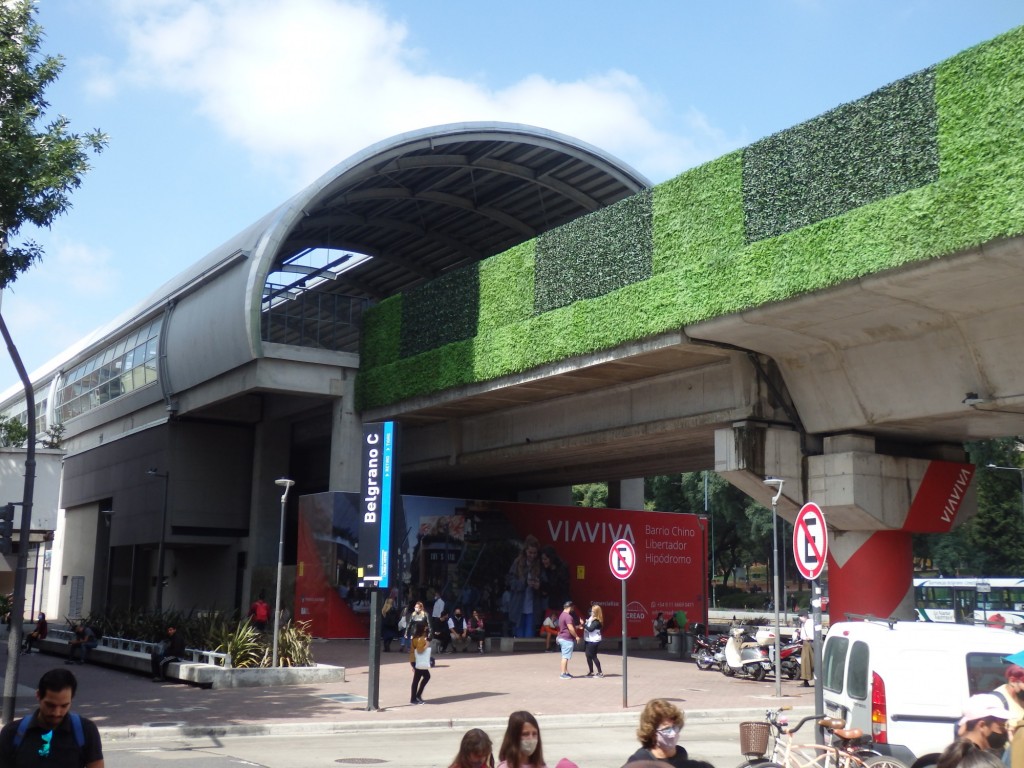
[261,122,652,304]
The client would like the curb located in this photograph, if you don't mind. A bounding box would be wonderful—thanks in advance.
[99,706,815,743]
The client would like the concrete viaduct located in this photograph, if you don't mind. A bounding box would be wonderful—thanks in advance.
[3,25,1022,623]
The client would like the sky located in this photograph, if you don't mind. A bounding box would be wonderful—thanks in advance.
[2,0,1023,401]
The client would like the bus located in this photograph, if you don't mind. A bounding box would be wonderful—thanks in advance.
[914,577,1024,627]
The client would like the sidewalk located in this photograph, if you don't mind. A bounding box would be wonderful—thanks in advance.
[1,640,817,740]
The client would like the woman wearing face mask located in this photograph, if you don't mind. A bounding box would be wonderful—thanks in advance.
[497,710,545,768]
[449,728,494,768]
[583,603,604,678]
[627,699,691,767]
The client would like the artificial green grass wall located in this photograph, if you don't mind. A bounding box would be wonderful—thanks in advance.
[357,24,1024,411]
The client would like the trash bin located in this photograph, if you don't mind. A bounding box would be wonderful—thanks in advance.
[683,632,695,659]
[666,631,684,658]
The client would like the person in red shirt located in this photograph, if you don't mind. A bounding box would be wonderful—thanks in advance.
[249,593,270,632]
[556,600,580,679]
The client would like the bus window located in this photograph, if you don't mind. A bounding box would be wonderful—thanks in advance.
[954,588,977,624]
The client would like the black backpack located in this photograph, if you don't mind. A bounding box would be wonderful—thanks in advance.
[88,626,102,642]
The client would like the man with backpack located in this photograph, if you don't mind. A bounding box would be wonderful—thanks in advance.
[249,592,270,632]
[0,668,104,767]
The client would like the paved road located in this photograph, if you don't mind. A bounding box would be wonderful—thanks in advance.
[102,716,756,768]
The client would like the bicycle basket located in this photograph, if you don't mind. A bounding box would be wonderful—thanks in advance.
[739,721,771,757]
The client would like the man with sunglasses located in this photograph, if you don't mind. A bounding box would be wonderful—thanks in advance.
[0,668,104,768]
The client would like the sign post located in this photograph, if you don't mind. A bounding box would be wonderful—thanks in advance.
[793,502,828,741]
[609,538,635,708]
[359,421,400,712]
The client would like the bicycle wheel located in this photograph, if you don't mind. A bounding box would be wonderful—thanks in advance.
[862,756,910,768]
[737,761,784,768]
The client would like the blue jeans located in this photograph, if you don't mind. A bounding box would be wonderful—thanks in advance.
[516,612,534,639]
[68,640,97,662]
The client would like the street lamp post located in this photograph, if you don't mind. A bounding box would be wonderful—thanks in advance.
[985,464,1024,524]
[272,478,295,668]
[146,468,170,613]
[764,477,784,700]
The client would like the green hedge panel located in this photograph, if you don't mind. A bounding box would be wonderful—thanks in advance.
[534,190,653,313]
[355,25,1024,412]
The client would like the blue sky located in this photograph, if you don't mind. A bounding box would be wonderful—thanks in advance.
[2,0,1023,398]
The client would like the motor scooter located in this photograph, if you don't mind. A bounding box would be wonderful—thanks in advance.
[722,627,773,680]
[692,632,727,671]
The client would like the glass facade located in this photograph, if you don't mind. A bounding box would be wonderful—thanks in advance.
[55,318,162,422]
[4,397,48,436]
[261,289,366,353]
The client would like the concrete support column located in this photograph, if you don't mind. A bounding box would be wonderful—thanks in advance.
[329,372,361,493]
[517,487,574,506]
[828,529,915,620]
[608,478,645,510]
[247,418,291,606]
[717,425,978,620]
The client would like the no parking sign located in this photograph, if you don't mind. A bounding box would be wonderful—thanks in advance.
[793,502,828,581]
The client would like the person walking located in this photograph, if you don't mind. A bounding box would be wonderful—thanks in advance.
[448,728,494,768]
[556,600,580,679]
[150,625,187,682]
[625,698,705,768]
[583,603,604,678]
[249,592,270,632]
[0,667,104,768]
[409,623,431,705]
[497,710,546,768]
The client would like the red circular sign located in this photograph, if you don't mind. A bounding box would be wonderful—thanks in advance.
[609,538,636,580]
[793,502,828,580]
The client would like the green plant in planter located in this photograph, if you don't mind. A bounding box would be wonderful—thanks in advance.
[211,617,265,668]
[276,620,314,667]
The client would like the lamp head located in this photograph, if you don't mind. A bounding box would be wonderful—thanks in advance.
[763,477,784,504]
[275,478,295,489]
[146,468,157,476]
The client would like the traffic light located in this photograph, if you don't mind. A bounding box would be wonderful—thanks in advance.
[0,504,14,554]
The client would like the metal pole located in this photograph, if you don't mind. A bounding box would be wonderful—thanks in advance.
[273,478,294,668]
[764,477,784,700]
[367,588,381,710]
[156,474,168,612]
[621,577,627,709]
[813,579,824,745]
[772,498,782,699]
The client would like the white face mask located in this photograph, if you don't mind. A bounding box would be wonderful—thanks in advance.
[656,726,680,751]
[520,737,538,757]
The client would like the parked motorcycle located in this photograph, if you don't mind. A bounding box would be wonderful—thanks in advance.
[778,640,802,679]
[692,632,727,671]
[722,628,773,680]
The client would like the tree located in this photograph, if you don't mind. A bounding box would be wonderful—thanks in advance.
[0,0,105,725]
[0,416,26,447]
[647,471,772,590]
[0,0,107,285]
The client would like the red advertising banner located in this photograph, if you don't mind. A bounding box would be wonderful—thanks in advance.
[295,492,707,639]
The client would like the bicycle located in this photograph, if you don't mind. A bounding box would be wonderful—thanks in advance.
[737,707,908,768]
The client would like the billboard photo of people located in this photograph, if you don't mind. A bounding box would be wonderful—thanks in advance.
[295,492,707,639]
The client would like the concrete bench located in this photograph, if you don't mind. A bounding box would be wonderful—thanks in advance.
[34,630,344,689]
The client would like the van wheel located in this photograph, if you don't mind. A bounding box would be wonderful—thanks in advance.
[908,755,939,768]
[864,756,911,768]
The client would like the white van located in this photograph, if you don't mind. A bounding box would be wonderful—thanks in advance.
[822,620,1024,765]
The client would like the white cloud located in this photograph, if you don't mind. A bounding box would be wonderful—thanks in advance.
[95,0,741,185]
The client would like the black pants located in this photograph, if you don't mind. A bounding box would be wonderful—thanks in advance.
[411,667,430,702]
[151,653,180,679]
[585,641,602,674]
